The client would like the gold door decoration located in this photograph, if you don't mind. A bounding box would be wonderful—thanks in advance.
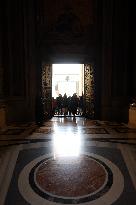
[41,63,52,118]
[84,64,95,118]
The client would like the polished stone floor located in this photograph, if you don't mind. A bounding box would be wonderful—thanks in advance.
[0,117,136,205]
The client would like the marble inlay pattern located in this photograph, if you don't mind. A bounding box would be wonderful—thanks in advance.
[80,120,101,126]
[83,128,109,134]
[0,128,25,135]
[102,121,125,127]
[35,155,107,197]
[11,122,34,127]
[18,151,125,205]
[114,127,136,133]
[35,127,51,134]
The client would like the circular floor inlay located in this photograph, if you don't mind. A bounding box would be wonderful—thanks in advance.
[34,156,107,197]
[18,152,124,205]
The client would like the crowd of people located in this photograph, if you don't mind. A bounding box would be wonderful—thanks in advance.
[52,93,84,117]
[35,92,84,126]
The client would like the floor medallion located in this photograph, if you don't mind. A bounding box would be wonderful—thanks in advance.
[18,153,124,204]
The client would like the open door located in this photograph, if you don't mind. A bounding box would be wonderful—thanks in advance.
[41,63,52,119]
[84,64,95,119]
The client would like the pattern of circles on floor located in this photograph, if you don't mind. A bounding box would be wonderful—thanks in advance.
[18,153,124,204]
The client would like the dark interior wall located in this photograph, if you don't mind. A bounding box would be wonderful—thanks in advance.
[112,0,129,97]
[128,2,136,100]
[133,33,136,98]
[112,0,129,122]
[0,0,4,101]
[100,0,113,120]
[37,0,97,63]
[2,0,37,122]
[101,0,130,122]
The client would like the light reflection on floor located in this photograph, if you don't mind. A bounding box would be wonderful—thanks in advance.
[53,134,81,158]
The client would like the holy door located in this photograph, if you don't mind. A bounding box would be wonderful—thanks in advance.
[41,64,95,119]
[41,63,52,119]
[84,64,95,118]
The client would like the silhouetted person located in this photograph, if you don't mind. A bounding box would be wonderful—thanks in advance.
[71,93,78,117]
[63,93,68,116]
[79,95,84,115]
[52,97,57,115]
[56,94,63,115]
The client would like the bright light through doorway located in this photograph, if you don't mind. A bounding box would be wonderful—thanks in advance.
[52,64,84,98]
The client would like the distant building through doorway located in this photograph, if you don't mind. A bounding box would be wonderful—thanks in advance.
[52,64,84,98]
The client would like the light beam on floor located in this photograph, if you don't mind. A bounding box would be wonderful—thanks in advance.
[53,134,81,158]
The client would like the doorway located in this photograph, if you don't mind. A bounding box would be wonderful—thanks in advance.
[52,64,84,116]
[41,63,95,119]
[52,64,84,99]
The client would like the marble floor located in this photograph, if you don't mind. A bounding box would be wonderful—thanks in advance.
[0,117,136,205]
